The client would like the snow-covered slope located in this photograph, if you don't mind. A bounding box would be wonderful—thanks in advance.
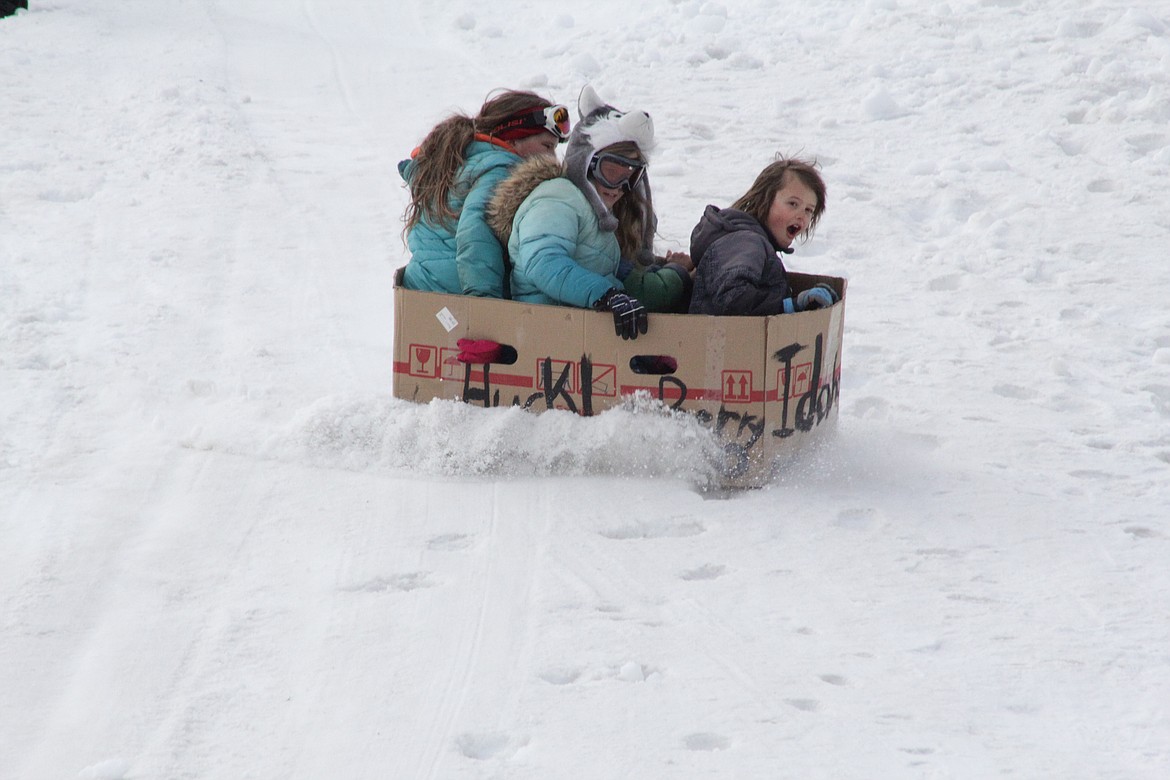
[2,1,1168,777]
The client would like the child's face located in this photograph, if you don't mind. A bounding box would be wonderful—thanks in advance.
[511,132,560,159]
[765,176,818,249]
[595,182,624,210]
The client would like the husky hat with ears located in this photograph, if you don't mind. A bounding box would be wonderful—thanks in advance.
[564,85,657,258]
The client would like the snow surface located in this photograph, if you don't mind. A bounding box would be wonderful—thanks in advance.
[3,0,1169,777]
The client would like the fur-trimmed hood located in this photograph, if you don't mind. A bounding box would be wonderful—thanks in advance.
[486,154,563,246]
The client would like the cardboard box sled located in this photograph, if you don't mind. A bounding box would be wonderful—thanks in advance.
[392,268,846,488]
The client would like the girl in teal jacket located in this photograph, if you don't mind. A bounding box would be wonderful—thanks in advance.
[400,90,570,298]
[485,87,692,325]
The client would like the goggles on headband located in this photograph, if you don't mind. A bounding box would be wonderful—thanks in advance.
[492,104,571,142]
[588,152,646,192]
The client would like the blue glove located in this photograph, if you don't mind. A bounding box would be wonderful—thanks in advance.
[593,288,648,340]
[783,283,840,312]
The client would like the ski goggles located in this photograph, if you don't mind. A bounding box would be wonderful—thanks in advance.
[492,104,571,142]
[588,152,647,191]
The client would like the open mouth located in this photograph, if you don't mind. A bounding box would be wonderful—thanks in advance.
[787,225,800,239]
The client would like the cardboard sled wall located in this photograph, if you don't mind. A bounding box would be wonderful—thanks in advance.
[392,269,847,487]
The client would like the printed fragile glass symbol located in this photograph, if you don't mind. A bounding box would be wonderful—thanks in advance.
[412,346,437,376]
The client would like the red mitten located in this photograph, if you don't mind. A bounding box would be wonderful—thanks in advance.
[456,338,503,364]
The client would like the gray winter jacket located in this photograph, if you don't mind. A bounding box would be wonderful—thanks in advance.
[687,205,793,316]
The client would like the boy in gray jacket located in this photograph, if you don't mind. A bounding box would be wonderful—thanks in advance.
[689,158,837,316]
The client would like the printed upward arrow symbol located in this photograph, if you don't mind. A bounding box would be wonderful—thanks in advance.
[721,370,752,403]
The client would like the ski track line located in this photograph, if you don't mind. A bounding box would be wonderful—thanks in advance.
[17,450,264,778]
[408,530,492,779]
[204,0,370,389]
[299,0,356,118]
[138,454,270,777]
[411,483,504,780]
[405,482,545,778]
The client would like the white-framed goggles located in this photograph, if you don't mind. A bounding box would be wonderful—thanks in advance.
[537,104,571,141]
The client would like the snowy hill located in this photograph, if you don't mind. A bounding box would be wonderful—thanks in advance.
[2,1,1168,777]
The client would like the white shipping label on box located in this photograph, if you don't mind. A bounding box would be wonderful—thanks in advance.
[435,307,458,333]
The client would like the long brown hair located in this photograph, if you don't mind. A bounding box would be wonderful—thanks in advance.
[732,157,826,239]
[595,141,654,260]
[403,89,554,233]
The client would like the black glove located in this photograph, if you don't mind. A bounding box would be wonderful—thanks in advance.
[593,288,648,340]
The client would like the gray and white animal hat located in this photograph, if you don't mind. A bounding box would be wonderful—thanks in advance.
[563,85,657,258]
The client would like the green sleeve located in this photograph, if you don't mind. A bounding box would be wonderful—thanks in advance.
[621,262,692,313]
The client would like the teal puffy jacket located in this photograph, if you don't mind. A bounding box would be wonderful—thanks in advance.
[507,178,621,308]
[399,139,522,297]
